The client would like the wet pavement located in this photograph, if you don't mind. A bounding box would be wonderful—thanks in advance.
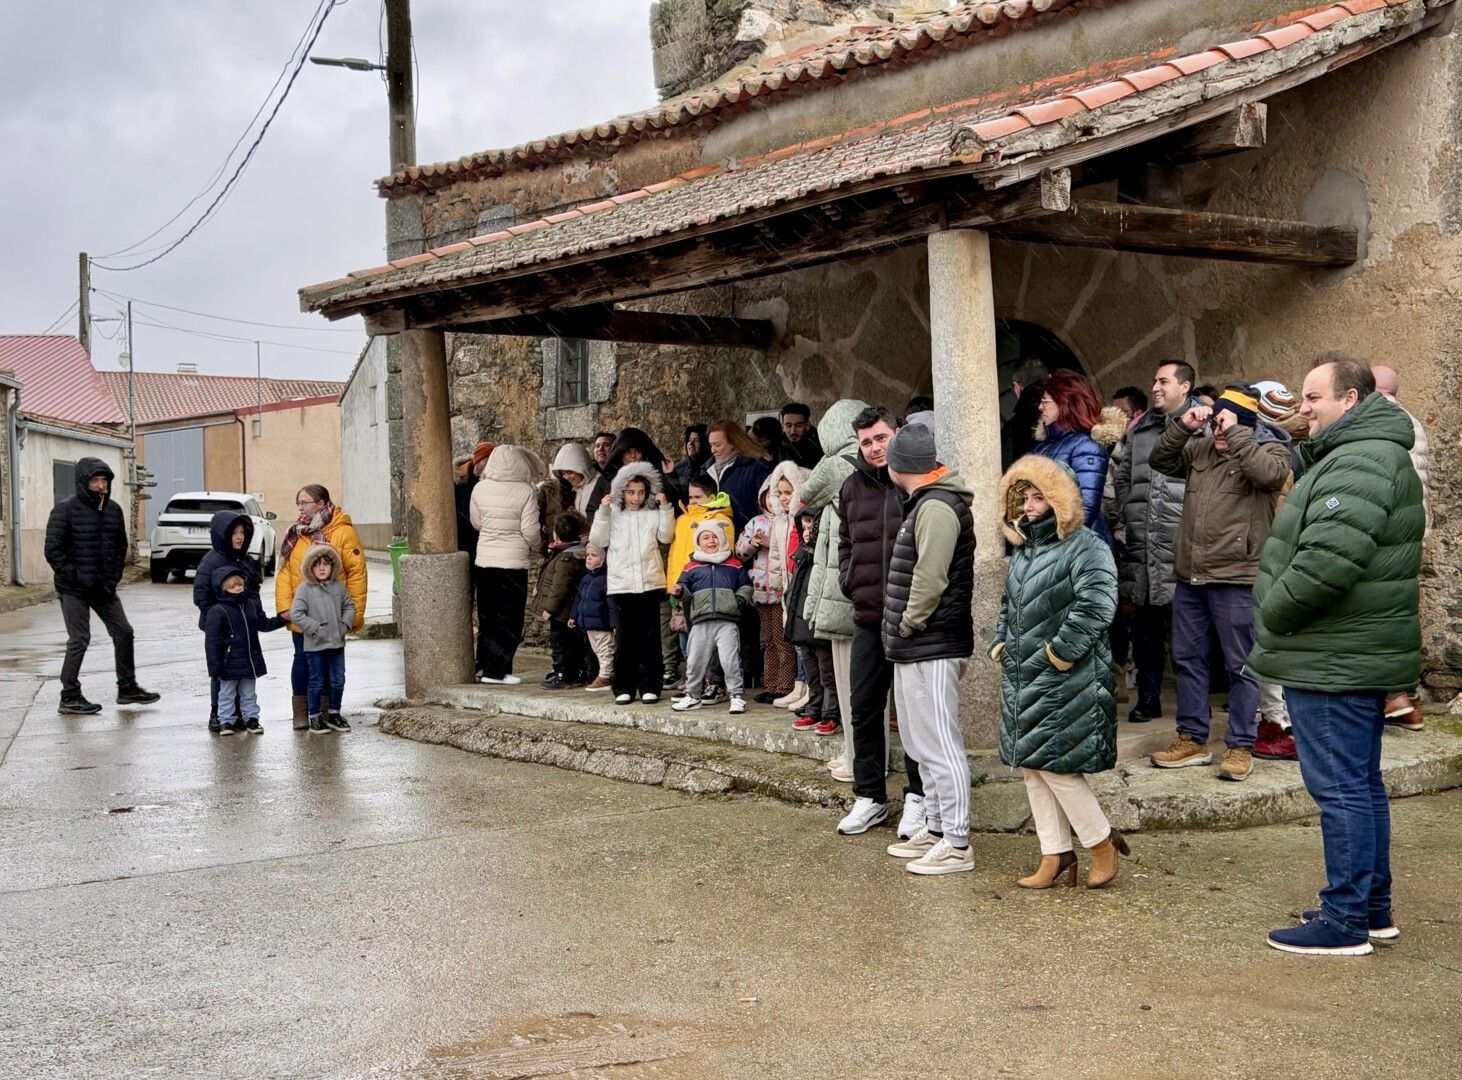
[4,578,1462,1077]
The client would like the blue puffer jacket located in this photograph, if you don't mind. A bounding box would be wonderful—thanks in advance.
[569,566,614,632]
[1030,407,1126,545]
[203,567,286,680]
[194,510,261,631]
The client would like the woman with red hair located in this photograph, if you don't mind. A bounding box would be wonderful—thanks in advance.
[1031,369,1126,545]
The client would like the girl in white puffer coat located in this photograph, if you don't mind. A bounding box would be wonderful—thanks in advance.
[469,445,541,683]
[589,461,674,704]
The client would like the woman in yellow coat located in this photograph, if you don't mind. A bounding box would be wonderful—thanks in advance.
[275,484,368,729]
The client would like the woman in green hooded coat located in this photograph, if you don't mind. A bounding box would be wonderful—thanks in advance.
[991,455,1128,890]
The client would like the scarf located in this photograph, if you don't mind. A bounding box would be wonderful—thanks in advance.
[281,501,335,563]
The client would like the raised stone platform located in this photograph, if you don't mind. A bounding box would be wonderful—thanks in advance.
[379,659,1462,833]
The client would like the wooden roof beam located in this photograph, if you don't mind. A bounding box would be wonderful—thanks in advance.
[455,304,777,349]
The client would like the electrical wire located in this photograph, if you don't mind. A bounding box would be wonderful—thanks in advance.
[96,0,332,262]
[91,0,348,273]
[94,288,360,334]
[130,313,359,356]
[39,299,80,334]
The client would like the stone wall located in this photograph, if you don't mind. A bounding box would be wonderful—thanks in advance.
[0,383,11,584]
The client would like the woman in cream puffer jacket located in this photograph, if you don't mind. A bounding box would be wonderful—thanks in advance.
[469,445,541,681]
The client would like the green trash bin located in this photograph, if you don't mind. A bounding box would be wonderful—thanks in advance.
[388,538,408,594]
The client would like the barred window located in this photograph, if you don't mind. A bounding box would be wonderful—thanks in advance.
[557,338,590,406]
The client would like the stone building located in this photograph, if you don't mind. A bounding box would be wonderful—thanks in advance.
[301,0,1462,722]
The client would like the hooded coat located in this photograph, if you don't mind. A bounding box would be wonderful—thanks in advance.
[1111,400,1197,605]
[205,565,286,681]
[1247,392,1424,693]
[569,562,614,632]
[470,445,541,570]
[708,451,773,534]
[994,455,1118,775]
[586,427,680,510]
[672,424,712,492]
[274,506,367,634]
[44,457,127,596]
[550,442,600,520]
[536,542,588,622]
[288,544,357,652]
[588,462,675,595]
[797,398,866,639]
[1030,406,1127,544]
[736,461,808,604]
[194,510,261,630]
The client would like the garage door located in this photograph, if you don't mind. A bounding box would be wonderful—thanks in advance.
[142,427,206,534]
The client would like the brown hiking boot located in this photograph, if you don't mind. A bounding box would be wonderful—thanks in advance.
[1150,735,1212,769]
[1383,692,1423,731]
[1218,746,1254,782]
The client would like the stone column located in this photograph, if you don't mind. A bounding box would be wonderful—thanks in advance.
[397,327,474,698]
[928,229,1004,749]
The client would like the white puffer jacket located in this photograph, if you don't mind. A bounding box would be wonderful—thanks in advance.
[551,441,599,518]
[588,462,675,595]
[469,445,540,569]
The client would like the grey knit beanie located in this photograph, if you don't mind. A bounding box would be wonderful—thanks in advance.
[886,423,937,474]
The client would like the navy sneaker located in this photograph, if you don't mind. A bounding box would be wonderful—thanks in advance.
[1301,908,1399,943]
[1267,918,1373,956]
[244,718,264,735]
[218,720,242,736]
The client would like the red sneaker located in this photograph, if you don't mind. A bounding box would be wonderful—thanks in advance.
[791,712,819,731]
[813,718,841,737]
[1252,720,1297,760]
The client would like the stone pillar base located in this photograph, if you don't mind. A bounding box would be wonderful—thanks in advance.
[399,551,474,698]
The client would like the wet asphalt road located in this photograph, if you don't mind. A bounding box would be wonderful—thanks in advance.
[3,576,1462,1078]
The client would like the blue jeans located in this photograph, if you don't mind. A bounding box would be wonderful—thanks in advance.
[305,649,346,715]
[209,676,240,719]
[217,678,258,724]
[1171,582,1258,748]
[1285,688,1391,940]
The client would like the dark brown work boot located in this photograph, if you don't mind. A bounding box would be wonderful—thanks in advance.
[291,694,309,731]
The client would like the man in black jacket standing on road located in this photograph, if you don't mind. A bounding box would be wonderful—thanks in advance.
[45,458,160,714]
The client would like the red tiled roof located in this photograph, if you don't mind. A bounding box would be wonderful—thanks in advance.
[97,371,344,426]
[304,0,1449,315]
[0,335,127,425]
[377,0,1092,196]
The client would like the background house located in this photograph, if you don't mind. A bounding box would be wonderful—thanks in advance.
[337,338,391,549]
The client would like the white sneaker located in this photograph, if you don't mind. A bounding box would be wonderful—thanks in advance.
[772,682,806,708]
[478,674,522,685]
[785,685,811,711]
[836,797,887,836]
[827,756,846,773]
[896,794,926,840]
[671,695,701,712]
[640,692,660,704]
[728,697,746,714]
[614,693,633,704]
[829,762,854,783]
[886,826,938,858]
[906,837,974,876]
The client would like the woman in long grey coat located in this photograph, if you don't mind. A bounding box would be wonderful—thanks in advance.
[992,454,1128,889]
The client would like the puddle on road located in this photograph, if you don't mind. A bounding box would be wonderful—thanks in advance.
[403,1013,725,1079]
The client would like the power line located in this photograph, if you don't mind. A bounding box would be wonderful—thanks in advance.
[91,0,347,273]
[97,0,333,262]
[129,313,359,356]
[39,298,80,334]
[94,288,360,334]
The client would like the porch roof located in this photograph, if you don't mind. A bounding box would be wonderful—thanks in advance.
[301,0,1450,326]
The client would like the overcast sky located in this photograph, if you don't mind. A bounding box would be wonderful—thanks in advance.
[0,0,654,381]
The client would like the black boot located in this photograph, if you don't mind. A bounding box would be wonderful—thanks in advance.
[1127,699,1162,723]
[59,693,102,715]
[117,684,161,705]
[326,711,351,733]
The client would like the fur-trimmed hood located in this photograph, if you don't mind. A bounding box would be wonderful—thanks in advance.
[297,542,344,581]
[1035,405,1128,449]
[999,455,1085,545]
[818,398,868,458]
[760,460,811,517]
[608,460,664,509]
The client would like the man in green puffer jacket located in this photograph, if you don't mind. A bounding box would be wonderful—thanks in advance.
[1252,355,1423,958]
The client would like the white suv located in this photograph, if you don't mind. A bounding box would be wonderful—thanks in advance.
[149,492,278,583]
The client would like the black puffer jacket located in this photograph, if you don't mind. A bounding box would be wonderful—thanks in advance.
[837,456,903,629]
[194,510,260,630]
[44,457,127,596]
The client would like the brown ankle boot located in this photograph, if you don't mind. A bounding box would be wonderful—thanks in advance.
[1085,831,1131,889]
[1017,850,1078,889]
[291,694,309,731]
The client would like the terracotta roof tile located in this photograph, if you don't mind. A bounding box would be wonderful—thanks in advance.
[0,335,126,425]
[97,371,344,426]
[375,0,1093,195]
[304,0,1442,315]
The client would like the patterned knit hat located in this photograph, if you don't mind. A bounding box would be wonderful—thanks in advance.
[1252,380,1298,422]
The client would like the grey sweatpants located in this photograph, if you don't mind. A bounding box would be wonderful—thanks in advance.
[892,658,969,846]
[685,621,743,698]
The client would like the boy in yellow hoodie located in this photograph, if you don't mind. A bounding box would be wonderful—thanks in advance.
[666,473,734,695]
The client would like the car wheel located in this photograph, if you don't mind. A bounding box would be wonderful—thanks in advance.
[265,551,276,577]
[169,568,187,583]
[149,561,168,584]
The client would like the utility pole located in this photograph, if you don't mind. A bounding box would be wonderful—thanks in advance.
[384,0,416,573]
[385,0,416,171]
[78,253,91,354]
[125,301,141,563]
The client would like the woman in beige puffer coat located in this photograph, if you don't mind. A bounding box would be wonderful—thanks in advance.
[469,445,541,683]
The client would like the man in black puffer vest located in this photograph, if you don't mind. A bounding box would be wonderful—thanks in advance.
[44,458,160,714]
[881,424,976,874]
[834,405,925,838]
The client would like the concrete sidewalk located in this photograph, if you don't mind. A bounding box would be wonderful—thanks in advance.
[379,655,1462,832]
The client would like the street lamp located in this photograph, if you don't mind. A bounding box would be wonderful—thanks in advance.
[309,56,385,72]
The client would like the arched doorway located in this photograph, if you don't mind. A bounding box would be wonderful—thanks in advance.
[995,318,1084,421]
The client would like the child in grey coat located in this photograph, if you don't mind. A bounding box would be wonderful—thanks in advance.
[289,543,357,734]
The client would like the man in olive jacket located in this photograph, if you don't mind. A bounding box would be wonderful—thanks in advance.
[1251,356,1423,957]
[1148,385,1291,782]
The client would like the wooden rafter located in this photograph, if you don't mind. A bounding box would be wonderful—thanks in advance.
[456,304,777,349]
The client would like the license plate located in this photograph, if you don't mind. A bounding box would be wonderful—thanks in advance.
[187,527,205,536]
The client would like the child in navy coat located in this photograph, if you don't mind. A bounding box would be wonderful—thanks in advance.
[569,544,615,691]
[204,568,286,735]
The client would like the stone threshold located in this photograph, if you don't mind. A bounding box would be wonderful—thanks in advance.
[386,687,1462,833]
